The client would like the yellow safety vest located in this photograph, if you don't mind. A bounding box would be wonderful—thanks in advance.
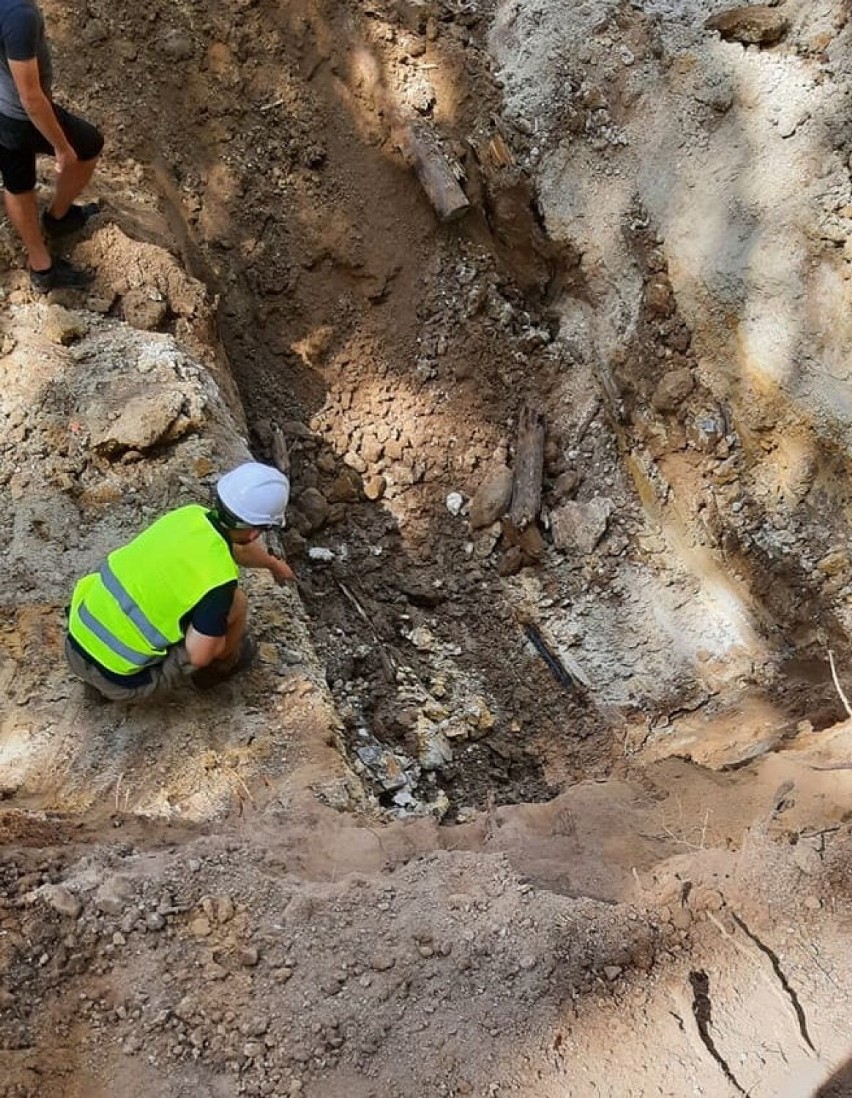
[68,505,239,676]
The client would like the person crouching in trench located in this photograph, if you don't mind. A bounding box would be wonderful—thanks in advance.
[65,462,295,702]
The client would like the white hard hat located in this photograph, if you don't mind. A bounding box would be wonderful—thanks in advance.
[216,462,290,528]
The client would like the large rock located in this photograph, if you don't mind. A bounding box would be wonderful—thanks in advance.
[93,387,194,454]
[122,289,169,332]
[705,6,789,46]
[469,465,514,529]
[651,368,694,414]
[297,488,330,532]
[551,498,613,555]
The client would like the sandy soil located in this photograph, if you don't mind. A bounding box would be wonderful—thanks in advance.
[2,0,852,1094]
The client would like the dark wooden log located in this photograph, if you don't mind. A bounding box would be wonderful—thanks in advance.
[396,122,470,223]
[509,405,546,528]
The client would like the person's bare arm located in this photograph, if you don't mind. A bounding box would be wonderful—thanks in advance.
[8,57,77,170]
[231,538,296,585]
[184,625,227,668]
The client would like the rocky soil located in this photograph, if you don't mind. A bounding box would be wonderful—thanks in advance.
[2,0,852,1094]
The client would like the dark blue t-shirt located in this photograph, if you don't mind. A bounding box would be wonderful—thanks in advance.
[0,0,52,120]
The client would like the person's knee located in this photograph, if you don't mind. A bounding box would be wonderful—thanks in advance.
[76,124,104,162]
[2,181,37,199]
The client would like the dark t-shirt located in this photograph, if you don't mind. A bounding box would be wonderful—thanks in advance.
[0,0,52,120]
[68,515,237,686]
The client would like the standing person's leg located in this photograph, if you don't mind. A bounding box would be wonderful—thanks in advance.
[42,106,103,230]
[2,184,50,269]
[0,107,102,290]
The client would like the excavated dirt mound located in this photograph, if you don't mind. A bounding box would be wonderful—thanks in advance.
[2,0,852,1094]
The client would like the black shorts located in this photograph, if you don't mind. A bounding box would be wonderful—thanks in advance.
[0,103,103,194]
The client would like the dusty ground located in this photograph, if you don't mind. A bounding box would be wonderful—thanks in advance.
[2,0,852,1094]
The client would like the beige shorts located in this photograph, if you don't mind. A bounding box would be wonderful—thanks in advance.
[65,637,194,702]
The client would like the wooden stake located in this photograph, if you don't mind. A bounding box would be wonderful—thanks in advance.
[509,404,546,528]
[396,122,470,223]
[270,422,290,476]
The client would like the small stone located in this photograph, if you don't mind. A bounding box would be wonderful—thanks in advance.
[122,289,168,331]
[469,466,513,529]
[161,29,194,60]
[297,487,329,532]
[326,470,361,504]
[803,895,822,911]
[95,877,134,916]
[446,492,465,516]
[190,917,211,938]
[43,305,87,345]
[43,885,82,919]
[364,474,386,501]
[603,965,622,981]
[244,1017,269,1037]
[308,547,335,563]
[369,953,395,972]
[671,907,693,931]
[652,368,694,413]
[360,434,384,464]
[239,946,260,967]
[216,895,235,924]
[146,912,166,931]
[792,844,822,876]
[497,546,524,576]
[644,276,674,317]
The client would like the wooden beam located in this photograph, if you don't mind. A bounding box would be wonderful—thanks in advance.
[509,404,546,527]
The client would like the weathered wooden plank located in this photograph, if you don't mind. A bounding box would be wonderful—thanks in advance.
[509,404,546,527]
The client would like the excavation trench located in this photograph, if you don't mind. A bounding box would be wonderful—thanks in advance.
[205,166,852,821]
[122,0,852,822]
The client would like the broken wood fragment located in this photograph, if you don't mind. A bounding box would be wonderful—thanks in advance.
[509,404,546,528]
[270,422,290,476]
[487,132,514,170]
[396,122,471,223]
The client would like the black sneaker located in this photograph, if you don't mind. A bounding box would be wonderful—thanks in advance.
[30,257,94,295]
[42,202,100,238]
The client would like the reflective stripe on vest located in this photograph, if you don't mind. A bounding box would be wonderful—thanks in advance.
[98,562,171,651]
[77,603,159,668]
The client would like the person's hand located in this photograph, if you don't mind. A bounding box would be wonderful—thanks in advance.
[55,145,79,175]
[271,558,296,586]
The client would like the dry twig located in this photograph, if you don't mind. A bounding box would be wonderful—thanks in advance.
[827,649,852,719]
